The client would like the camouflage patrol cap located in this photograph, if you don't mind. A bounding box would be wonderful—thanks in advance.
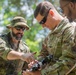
[7,16,30,30]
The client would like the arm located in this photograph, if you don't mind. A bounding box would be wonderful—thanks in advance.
[41,25,76,75]
[22,38,49,75]
[7,50,35,62]
[0,38,35,63]
[38,38,49,60]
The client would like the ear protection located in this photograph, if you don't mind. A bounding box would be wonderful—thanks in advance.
[49,10,54,16]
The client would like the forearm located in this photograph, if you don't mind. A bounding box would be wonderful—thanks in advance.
[41,44,76,75]
[41,54,76,75]
[7,50,23,60]
[7,50,35,63]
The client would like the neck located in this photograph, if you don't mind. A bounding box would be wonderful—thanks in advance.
[51,16,64,30]
[11,37,19,44]
[56,15,64,26]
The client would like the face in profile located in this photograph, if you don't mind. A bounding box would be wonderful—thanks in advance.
[59,0,76,22]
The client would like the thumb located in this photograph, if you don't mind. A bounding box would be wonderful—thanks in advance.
[32,52,37,55]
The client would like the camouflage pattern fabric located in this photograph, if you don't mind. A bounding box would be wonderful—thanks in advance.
[0,33,30,75]
[39,19,76,75]
[6,16,30,30]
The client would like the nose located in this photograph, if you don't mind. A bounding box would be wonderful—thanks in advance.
[18,29,24,34]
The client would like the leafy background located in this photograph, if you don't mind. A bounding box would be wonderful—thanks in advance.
[0,0,60,57]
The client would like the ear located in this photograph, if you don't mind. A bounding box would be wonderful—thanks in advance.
[49,10,54,16]
[69,2,75,9]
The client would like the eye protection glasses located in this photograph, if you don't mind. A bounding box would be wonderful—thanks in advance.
[39,15,47,24]
[15,26,25,31]
[39,8,51,25]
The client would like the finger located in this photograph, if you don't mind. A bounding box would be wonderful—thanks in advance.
[28,61,35,68]
[34,60,38,63]
[22,71,27,75]
[26,56,34,63]
[30,57,35,62]
[32,52,37,55]
[22,70,30,75]
[28,63,33,68]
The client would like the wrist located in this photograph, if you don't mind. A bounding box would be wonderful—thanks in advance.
[20,53,25,61]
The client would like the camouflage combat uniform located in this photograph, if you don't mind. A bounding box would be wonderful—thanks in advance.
[39,19,76,75]
[0,33,30,75]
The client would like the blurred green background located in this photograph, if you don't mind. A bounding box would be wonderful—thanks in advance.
[0,0,60,57]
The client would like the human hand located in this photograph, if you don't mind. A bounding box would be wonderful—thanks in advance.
[28,60,38,68]
[21,52,36,63]
[28,60,42,72]
[22,69,41,75]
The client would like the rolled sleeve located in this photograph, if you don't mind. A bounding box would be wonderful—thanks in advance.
[0,38,11,60]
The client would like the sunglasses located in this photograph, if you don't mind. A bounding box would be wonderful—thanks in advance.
[39,15,47,24]
[15,26,25,31]
[39,8,51,25]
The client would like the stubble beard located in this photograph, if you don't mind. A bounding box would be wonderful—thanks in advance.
[10,31,23,41]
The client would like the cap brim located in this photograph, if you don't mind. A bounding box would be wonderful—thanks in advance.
[6,24,12,28]
[6,22,30,30]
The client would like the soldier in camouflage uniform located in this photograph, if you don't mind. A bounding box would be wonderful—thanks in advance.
[22,1,76,75]
[0,16,35,75]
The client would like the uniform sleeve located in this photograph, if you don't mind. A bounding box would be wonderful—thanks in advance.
[0,38,12,60]
[41,25,76,75]
[38,38,49,61]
